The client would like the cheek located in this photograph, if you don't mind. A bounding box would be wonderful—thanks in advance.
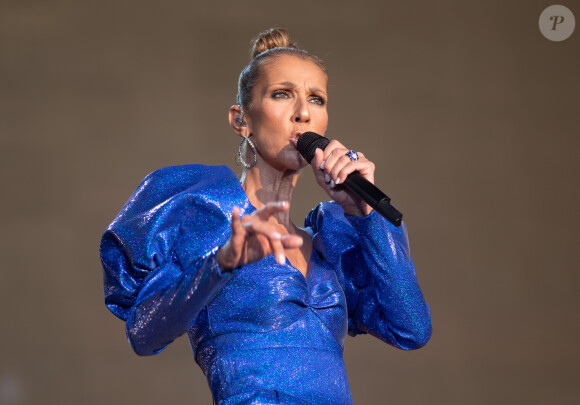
[256,110,289,147]
[263,108,286,129]
[316,111,329,132]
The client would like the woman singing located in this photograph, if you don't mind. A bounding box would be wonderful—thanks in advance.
[100,28,431,404]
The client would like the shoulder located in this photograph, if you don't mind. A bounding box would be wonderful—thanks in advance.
[303,201,359,266]
[102,164,249,278]
[137,164,240,203]
[304,201,351,232]
[143,164,237,185]
[104,164,250,259]
[112,164,248,224]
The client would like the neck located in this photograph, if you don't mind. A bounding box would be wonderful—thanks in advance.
[242,161,301,228]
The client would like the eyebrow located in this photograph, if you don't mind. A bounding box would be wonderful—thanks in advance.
[263,81,328,96]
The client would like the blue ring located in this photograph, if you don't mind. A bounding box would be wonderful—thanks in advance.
[346,150,359,161]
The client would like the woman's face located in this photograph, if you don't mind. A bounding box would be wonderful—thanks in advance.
[245,54,329,172]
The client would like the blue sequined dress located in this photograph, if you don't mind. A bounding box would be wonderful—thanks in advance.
[100,165,431,404]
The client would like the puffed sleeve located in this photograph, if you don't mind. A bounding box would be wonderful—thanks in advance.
[305,202,431,350]
[100,165,252,356]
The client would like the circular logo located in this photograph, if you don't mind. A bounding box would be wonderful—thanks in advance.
[539,5,575,41]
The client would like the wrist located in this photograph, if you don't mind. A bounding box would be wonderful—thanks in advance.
[343,203,373,217]
[216,245,235,273]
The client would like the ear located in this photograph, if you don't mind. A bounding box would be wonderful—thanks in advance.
[229,105,248,138]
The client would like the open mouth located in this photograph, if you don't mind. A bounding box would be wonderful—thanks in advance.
[291,132,304,147]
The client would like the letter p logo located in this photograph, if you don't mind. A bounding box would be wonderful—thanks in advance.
[540,5,575,41]
[550,15,565,30]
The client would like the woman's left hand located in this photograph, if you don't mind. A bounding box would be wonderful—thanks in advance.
[310,140,375,217]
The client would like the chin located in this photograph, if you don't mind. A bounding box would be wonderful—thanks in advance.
[274,150,308,172]
[291,151,309,171]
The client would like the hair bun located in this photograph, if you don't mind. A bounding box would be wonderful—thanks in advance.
[250,28,296,59]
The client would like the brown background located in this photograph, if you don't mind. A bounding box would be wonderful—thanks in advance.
[1,0,579,404]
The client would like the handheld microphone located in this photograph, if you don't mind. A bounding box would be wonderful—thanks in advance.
[296,132,403,227]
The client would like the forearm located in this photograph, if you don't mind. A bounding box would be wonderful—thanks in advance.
[346,212,432,349]
[126,251,231,355]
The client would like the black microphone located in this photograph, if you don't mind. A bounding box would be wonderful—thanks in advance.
[297,132,403,227]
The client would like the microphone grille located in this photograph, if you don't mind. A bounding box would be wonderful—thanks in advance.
[296,132,329,164]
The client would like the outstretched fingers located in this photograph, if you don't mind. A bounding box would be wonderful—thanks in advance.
[281,234,303,249]
[230,206,246,245]
[217,206,245,271]
[220,203,305,270]
[241,219,285,264]
[254,200,290,220]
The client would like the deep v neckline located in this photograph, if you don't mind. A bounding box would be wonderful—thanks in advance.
[284,243,314,284]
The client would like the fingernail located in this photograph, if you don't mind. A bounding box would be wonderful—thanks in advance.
[335,177,341,185]
[330,180,335,188]
[272,232,282,240]
[242,221,254,229]
[277,253,286,264]
[276,201,287,207]
[324,173,330,183]
[320,160,325,170]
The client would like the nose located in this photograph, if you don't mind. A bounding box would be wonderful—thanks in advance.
[292,98,310,123]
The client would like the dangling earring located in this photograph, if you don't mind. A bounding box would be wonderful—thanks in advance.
[238,136,257,169]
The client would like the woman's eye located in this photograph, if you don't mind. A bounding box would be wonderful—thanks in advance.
[309,96,326,106]
[271,90,290,99]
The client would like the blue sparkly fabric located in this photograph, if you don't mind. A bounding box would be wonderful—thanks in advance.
[100,164,431,404]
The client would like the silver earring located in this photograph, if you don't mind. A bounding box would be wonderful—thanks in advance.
[238,136,257,169]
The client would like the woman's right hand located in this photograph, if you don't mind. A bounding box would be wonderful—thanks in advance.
[216,201,303,272]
